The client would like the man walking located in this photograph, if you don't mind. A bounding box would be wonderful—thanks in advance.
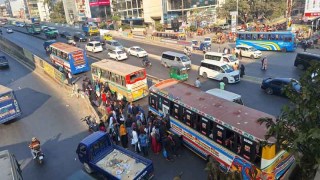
[261,57,268,70]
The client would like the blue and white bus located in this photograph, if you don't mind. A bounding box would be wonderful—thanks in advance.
[49,42,90,75]
[0,85,21,124]
[236,31,296,52]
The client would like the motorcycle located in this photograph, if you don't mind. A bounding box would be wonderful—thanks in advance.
[142,57,152,68]
[33,149,45,164]
[81,115,98,132]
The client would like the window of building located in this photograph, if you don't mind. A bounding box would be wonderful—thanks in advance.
[127,1,132,9]
[133,9,138,18]
[132,0,137,8]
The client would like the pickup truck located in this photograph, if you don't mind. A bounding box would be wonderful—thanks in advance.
[76,131,154,180]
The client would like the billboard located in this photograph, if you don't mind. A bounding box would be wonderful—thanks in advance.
[89,0,110,6]
[304,0,320,16]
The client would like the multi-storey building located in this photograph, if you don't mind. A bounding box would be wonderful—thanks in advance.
[116,0,144,25]
[26,0,40,18]
[4,0,25,18]
[0,4,10,17]
[63,0,93,24]
[37,0,50,21]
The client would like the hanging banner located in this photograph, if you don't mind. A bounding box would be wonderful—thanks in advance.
[304,0,320,16]
[230,11,238,33]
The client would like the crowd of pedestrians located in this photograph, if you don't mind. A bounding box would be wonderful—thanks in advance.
[81,76,182,160]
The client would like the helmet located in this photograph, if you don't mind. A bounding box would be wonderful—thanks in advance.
[32,137,37,142]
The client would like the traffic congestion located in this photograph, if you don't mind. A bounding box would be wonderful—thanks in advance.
[1,17,320,180]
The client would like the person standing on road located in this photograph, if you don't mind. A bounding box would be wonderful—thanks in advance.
[238,49,242,60]
[240,64,245,78]
[119,124,128,149]
[261,57,268,70]
[194,77,201,88]
[220,81,225,90]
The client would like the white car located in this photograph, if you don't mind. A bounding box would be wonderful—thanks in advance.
[127,46,148,58]
[108,50,128,61]
[203,37,211,44]
[6,28,13,33]
[235,45,262,59]
[85,41,103,53]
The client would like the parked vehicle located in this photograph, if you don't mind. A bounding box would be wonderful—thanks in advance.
[0,55,9,68]
[0,150,23,179]
[260,78,301,96]
[108,50,127,61]
[76,131,154,179]
[0,85,21,123]
[74,32,87,42]
[85,41,103,53]
[169,66,188,81]
[47,27,59,35]
[44,29,58,39]
[60,31,72,38]
[235,45,262,59]
[294,52,320,70]
[161,51,191,70]
[6,28,13,33]
[206,88,244,105]
[198,60,240,84]
[105,40,124,51]
[128,46,148,57]
[203,52,239,67]
[88,36,105,45]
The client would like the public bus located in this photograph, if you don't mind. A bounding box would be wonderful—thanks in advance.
[0,150,23,180]
[25,23,41,34]
[148,79,295,179]
[49,42,90,75]
[0,85,21,124]
[236,31,296,52]
[152,31,186,40]
[91,59,148,102]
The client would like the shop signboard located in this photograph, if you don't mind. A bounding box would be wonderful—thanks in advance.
[89,0,110,6]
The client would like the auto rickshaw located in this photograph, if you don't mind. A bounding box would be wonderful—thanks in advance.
[169,66,188,81]
[103,33,113,41]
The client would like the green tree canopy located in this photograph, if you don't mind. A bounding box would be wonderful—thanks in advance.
[258,63,320,179]
[49,1,66,23]
[217,0,286,23]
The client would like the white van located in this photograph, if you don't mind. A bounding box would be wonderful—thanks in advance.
[204,52,239,67]
[206,88,244,105]
[161,51,192,70]
[85,41,103,53]
[198,60,240,84]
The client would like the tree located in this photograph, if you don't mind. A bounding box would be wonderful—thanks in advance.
[49,1,66,23]
[258,62,320,179]
[217,0,286,23]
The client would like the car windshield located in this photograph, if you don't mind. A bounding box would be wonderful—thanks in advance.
[136,48,144,52]
[95,43,101,46]
[180,56,190,62]
[228,55,238,62]
[221,64,234,73]
[113,42,121,46]
[117,51,125,54]
[204,38,210,41]
[77,33,85,37]
[249,47,257,51]
[49,28,56,30]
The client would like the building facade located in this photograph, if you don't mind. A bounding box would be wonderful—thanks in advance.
[26,0,40,18]
[37,0,50,21]
[5,0,25,18]
[89,0,111,21]
[116,0,144,25]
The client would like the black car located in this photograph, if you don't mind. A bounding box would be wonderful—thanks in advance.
[73,33,87,42]
[60,31,72,38]
[261,78,301,96]
[0,55,9,68]
[294,52,320,70]
[88,36,105,45]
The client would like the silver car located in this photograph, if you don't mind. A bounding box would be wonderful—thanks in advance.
[105,40,124,51]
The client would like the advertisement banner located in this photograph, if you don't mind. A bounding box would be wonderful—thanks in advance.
[230,11,238,33]
[43,61,55,79]
[89,0,110,6]
[304,0,320,16]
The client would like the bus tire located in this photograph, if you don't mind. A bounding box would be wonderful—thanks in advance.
[83,163,93,174]
[281,48,287,52]
[202,72,208,78]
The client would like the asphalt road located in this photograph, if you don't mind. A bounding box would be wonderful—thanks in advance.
[3,26,294,116]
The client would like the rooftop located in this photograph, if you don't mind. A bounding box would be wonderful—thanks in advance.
[50,42,83,54]
[91,59,145,76]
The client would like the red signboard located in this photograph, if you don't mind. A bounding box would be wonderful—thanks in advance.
[89,0,110,6]
[304,12,320,16]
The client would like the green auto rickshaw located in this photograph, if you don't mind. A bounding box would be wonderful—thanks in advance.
[169,66,188,81]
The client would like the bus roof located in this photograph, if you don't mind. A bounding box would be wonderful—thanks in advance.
[50,42,83,54]
[0,85,12,95]
[237,31,293,35]
[151,79,275,142]
[91,59,145,76]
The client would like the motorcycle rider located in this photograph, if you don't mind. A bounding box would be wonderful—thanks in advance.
[29,137,41,159]
[142,55,150,66]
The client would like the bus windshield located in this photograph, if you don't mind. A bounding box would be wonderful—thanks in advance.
[128,70,145,84]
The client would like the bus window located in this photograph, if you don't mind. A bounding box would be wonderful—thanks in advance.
[284,35,292,42]
[275,34,279,40]
[208,121,215,140]
[258,34,263,40]
[254,144,262,167]
[183,108,194,127]
[241,138,256,162]
[158,96,162,110]
[149,93,158,110]
[271,34,276,40]
[194,114,201,131]
[200,117,210,136]
[92,67,97,75]
[215,124,225,145]
[225,128,235,151]
[252,34,258,40]
[239,34,245,40]
[170,103,181,120]
[263,34,268,40]
[246,34,252,40]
